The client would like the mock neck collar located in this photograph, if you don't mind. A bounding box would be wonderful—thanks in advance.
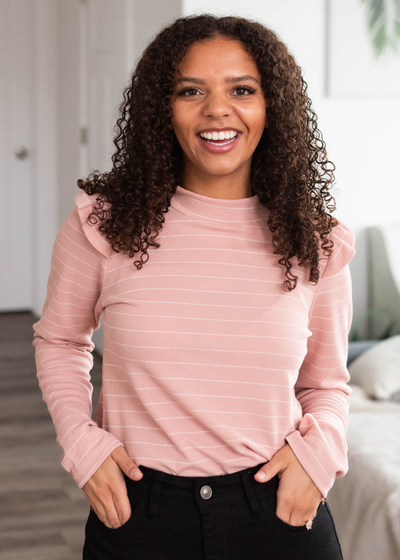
[170,185,268,224]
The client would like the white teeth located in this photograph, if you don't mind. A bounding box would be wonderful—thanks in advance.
[199,130,237,140]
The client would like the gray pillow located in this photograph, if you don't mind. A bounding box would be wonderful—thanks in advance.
[348,335,400,401]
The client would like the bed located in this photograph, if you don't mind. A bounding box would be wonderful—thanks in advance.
[327,337,400,560]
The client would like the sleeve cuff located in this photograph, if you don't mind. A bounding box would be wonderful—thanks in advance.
[285,430,334,499]
[61,428,124,489]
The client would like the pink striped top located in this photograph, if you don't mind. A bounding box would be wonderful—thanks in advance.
[32,186,356,498]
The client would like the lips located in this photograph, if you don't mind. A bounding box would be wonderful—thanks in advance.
[199,133,238,144]
[197,128,242,135]
[196,131,242,154]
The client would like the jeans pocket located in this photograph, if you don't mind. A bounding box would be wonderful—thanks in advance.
[93,489,145,536]
[258,491,326,533]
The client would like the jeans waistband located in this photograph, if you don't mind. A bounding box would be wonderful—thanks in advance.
[124,462,279,521]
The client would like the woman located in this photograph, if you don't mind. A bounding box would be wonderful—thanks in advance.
[33,14,355,560]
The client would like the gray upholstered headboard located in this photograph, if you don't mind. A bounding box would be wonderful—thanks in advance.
[345,224,400,367]
[367,225,400,339]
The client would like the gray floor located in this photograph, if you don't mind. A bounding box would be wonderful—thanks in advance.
[0,311,102,560]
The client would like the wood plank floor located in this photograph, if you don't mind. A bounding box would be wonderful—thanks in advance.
[0,311,103,560]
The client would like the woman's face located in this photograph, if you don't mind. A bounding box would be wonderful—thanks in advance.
[170,36,268,183]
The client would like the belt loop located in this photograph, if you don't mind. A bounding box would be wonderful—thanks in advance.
[147,471,165,520]
[239,470,263,520]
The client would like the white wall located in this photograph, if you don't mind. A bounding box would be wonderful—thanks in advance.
[183,0,400,339]
[32,0,82,317]
[57,0,81,226]
[32,0,58,317]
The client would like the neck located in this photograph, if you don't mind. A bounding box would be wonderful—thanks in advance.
[181,161,253,199]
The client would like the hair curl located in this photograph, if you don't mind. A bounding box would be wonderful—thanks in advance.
[78,13,339,292]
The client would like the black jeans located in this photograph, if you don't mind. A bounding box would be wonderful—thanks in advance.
[82,462,343,560]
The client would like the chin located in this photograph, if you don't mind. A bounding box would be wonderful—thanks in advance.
[199,162,241,175]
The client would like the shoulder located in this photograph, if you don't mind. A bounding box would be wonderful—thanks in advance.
[319,217,356,278]
[67,190,114,259]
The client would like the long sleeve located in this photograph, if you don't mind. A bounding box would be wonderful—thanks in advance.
[32,193,123,489]
[285,219,356,499]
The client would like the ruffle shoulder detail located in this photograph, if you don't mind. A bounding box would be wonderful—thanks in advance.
[320,218,357,278]
[74,191,114,259]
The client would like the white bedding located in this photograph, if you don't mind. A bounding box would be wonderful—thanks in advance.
[327,384,400,560]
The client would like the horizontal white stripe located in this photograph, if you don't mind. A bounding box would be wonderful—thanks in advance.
[53,242,103,282]
[58,413,90,430]
[303,348,345,360]
[122,441,278,450]
[41,316,93,330]
[59,422,82,445]
[102,285,303,307]
[102,372,289,389]
[45,285,95,309]
[104,408,292,419]
[33,322,93,343]
[46,308,91,319]
[105,302,306,317]
[103,338,304,355]
[126,455,265,467]
[104,393,292,404]
[103,347,300,373]
[312,295,352,308]
[103,330,303,349]
[74,434,113,470]
[50,264,100,292]
[104,423,290,434]
[47,277,96,301]
[155,231,271,243]
[108,258,311,280]
[66,216,107,270]
[105,315,306,330]
[301,357,347,372]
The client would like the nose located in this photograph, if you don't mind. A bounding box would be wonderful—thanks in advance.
[202,91,232,118]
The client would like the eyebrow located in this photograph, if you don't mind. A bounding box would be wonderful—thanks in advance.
[176,75,260,85]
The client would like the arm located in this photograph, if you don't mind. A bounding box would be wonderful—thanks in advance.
[32,201,123,489]
[284,220,356,499]
[254,219,356,526]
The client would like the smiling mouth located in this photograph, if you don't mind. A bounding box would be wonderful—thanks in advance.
[197,132,241,145]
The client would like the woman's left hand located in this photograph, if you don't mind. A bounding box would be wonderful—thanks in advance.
[254,443,323,526]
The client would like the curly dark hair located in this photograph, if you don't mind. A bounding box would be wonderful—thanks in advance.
[78,13,339,292]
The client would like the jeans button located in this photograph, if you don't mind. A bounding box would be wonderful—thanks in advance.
[200,485,212,500]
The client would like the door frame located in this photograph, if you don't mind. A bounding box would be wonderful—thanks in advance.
[31,0,58,318]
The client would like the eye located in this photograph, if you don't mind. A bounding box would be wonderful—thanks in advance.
[233,86,256,96]
[177,88,200,97]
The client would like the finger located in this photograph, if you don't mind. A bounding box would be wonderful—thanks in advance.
[276,491,315,526]
[275,498,292,525]
[97,496,124,529]
[112,490,132,526]
[105,464,132,525]
[89,481,131,528]
[111,446,143,480]
[254,459,282,483]
[90,499,114,529]
[287,506,318,527]
[289,510,307,527]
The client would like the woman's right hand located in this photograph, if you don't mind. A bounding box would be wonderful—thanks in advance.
[82,446,143,529]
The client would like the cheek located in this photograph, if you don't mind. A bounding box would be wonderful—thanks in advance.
[239,104,267,135]
[171,113,191,143]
